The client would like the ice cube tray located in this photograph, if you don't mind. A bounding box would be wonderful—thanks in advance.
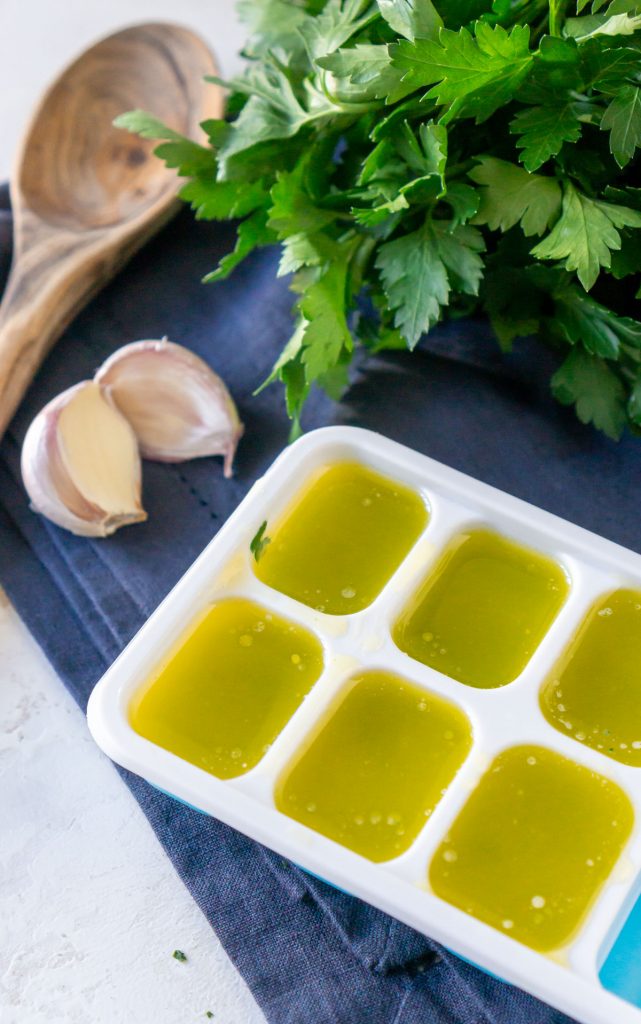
[87,426,641,1024]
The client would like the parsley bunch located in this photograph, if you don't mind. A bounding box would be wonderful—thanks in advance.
[119,0,641,440]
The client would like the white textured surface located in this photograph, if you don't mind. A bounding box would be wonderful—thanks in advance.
[0,3,265,1023]
[0,591,266,1024]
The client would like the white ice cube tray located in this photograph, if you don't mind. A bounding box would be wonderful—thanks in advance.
[87,426,641,1024]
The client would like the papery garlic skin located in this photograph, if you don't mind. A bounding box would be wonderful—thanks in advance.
[95,339,244,477]
[21,381,147,538]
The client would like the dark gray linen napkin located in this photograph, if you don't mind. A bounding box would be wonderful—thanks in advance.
[2,177,622,1022]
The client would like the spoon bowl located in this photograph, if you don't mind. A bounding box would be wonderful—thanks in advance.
[0,23,222,439]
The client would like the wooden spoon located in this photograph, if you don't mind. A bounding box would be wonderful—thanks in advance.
[0,22,222,440]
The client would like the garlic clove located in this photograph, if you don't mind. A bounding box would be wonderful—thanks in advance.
[95,338,244,477]
[21,380,147,538]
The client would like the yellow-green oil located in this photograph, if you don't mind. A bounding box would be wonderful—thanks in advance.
[129,598,324,779]
[275,670,472,862]
[254,462,428,614]
[541,589,641,767]
[394,529,569,688]
[430,745,634,951]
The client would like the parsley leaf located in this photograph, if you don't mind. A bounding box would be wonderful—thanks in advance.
[510,103,584,172]
[238,0,308,60]
[298,259,353,382]
[114,110,185,142]
[179,179,268,221]
[600,85,641,168]
[482,266,544,350]
[610,231,641,278]
[565,11,641,40]
[469,157,561,235]
[531,182,641,290]
[552,284,641,359]
[433,222,485,294]
[203,209,277,283]
[376,222,450,346]
[578,41,640,94]
[318,45,403,99]
[250,521,271,562]
[377,0,443,41]
[551,347,626,439]
[278,232,337,276]
[217,67,336,170]
[268,164,337,239]
[376,219,484,346]
[628,376,641,426]
[257,318,310,437]
[298,0,375,61]
[113,111,216,176]
[390,23,533,120]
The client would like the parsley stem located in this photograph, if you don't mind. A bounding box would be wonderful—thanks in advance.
[317,71,378,113]
[548,0,568,35]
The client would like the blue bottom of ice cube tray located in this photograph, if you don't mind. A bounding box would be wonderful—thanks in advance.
[298,865,352,896]
[600,892,641,1009]
[149,783,207,815]
[448,949,506,984]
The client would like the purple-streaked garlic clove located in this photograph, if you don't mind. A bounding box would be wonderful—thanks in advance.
[95,338,244,477]
[21,380,146,537]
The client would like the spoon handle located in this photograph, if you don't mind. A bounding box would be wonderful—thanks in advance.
[0,207,177,441]
[0,246,102,438]
[0,262,67,440]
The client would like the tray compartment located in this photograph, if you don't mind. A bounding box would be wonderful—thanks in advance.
[128,596,324,780]
[253,460,429,614]
[393,527,570,689]
[541,588,641,768]
[274,668,472,862]
[429,744,635,952]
